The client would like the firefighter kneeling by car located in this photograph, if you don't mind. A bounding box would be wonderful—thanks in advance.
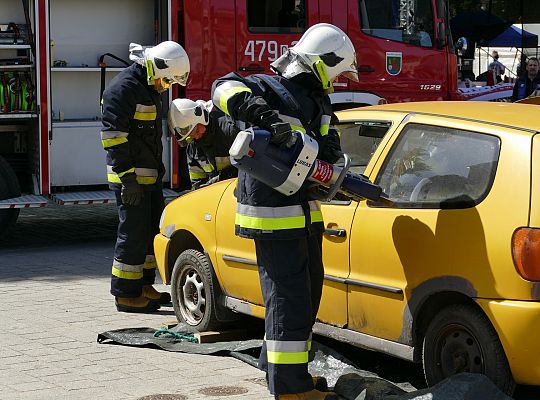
[168,98,239,189]
[101,41,190,313]
[211,23,358,400]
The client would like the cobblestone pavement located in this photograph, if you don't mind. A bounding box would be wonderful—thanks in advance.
[0,204,271,400]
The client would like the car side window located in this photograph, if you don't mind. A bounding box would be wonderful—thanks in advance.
[374,123,500,209]
[336,121,391,175]
[247,0,306,33]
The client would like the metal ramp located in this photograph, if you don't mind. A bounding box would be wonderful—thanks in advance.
[0,195,48,209]
[51,189,180,205]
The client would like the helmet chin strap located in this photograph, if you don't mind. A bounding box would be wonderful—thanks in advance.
[313,60,331,90]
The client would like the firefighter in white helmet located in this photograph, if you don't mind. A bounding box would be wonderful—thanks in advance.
[211,23,357,399]
[101,41,190,313]
[169,98,239,189]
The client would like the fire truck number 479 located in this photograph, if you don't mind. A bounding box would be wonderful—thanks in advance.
[244,40,298,62]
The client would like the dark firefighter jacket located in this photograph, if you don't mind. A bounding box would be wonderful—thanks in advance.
[101,63,164,191]
[212,72,340,240]
[187,110,239,187]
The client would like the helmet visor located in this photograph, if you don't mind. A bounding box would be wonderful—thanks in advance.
[170,71,190,86]
[342,57,359,82]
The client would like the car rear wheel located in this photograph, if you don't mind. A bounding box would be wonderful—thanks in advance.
[422,303,515,395]
[0,156,21,240]
[171,249,224,331]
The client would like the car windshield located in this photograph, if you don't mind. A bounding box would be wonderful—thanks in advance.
[336,121,391,174]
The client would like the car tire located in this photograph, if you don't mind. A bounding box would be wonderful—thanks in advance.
[171,249,224,331]
[0,156,21,240]
[422,303,515,395]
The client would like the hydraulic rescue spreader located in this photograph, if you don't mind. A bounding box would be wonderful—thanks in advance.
[229,128,393,205]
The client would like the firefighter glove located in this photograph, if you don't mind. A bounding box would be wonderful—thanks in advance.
[269,121,294,146]
[319,133,342,164]
[121,181,144,206]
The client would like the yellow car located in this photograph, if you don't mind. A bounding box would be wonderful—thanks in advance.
[155,101,540,395]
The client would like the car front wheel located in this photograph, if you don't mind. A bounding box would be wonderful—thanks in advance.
[171,249,223,331]
[422,303,515,395]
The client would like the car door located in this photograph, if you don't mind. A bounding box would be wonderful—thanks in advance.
[317,111,403,326]
[347,113,529,343]
[235,0,318,75]
[214,182,262,305]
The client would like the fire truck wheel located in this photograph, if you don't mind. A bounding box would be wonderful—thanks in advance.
[0,156,21,240]
[171,249,227,331]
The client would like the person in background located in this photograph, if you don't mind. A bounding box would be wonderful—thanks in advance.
[488,50,505,83]
[168,98,239,189]
[512,57,540,102]
[212,23,358,400]
[101,41,190,313]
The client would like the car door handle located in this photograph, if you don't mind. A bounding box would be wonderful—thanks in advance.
[324,228,347,238]
[239,66,265,72]
[358,65,375,73]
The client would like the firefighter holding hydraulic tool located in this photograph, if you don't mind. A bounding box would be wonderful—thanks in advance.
[212,24,359,400]
[101,41,190,313]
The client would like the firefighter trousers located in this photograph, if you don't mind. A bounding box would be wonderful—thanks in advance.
[110,189,164,298]
[255,232,324,395]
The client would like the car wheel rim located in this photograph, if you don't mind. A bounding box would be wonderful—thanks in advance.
[434,323,484,377]
[178,266,206,325]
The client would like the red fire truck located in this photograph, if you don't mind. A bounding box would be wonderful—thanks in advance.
[0,0,513,238]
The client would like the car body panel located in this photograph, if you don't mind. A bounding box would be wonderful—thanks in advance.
[476,298,540,385]
[530,135,540,228]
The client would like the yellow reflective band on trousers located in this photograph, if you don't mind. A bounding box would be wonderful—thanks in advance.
[112,260,143,280]
[266,339,309,365]
[144,255,157,270]
[213,81,252,116]
[133,104,157,121]
[236,202,322,231]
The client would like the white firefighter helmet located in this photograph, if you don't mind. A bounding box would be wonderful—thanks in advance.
[270,23,358,89]
[130,41,190,86]
[168,98,213,144]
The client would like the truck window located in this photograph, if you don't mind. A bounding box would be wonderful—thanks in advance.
[358,0,434,47]
[247,0,306,33]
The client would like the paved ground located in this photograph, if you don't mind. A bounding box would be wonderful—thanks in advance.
[0,203,271,400]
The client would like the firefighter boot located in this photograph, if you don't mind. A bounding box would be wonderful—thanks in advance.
[142,285,172,305]
[275,390,340,400]
[312,377,328,391]
[115,295,160,313]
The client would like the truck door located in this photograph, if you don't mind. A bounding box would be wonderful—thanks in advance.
[235,0,319,75]
[348,0,449,103]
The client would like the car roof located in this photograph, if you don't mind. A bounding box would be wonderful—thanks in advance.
[337,101,540,133]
